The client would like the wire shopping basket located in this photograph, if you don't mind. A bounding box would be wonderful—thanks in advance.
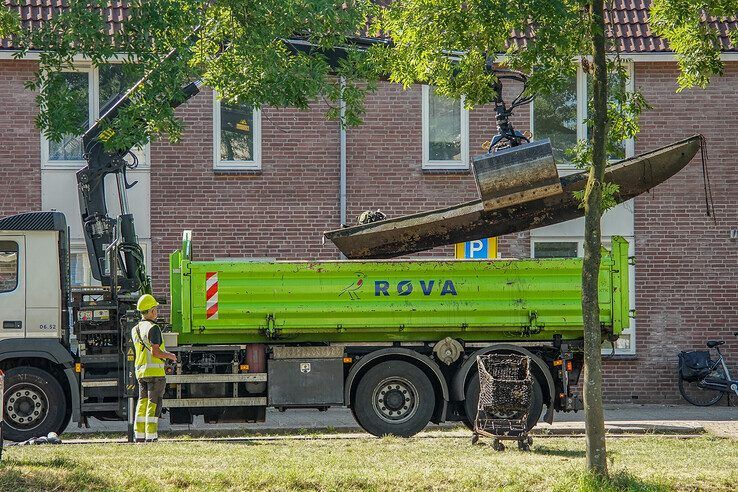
[472,354,533,451]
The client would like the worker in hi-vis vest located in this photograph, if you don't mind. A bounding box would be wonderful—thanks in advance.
[132,294,177,442]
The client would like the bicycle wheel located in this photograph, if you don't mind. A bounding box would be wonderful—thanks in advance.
[678,373,724,406]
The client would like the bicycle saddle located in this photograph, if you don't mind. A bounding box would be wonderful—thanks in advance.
[706,340,725,348]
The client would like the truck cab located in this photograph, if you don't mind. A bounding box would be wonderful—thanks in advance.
[0,211,79,442]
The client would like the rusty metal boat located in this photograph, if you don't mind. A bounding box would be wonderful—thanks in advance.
[324,135,702,259]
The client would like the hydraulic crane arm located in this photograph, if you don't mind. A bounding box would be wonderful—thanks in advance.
[75,37,385,294]
[76,35,531,294]
[77,44,202,294]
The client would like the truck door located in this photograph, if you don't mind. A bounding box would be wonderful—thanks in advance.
[0,236,25,339]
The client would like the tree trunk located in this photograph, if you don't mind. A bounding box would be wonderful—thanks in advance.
[583,0,609,477]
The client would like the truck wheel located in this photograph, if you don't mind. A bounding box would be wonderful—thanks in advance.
[352,361,435,437]
[463,374,543,431]
[58,403,73,435]
[2,366,67,442]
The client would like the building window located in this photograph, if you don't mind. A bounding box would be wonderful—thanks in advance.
[532,237,635,354]
[530,77,578,165]
[69,241,149,287]
[47,71,90,162]
[530,62,634,167]
[422,85,469,170]
[42,64,147,168]
[70,250,94,287]
[533,241,579,259]
[213,93,262,170]
[0,241,19,293]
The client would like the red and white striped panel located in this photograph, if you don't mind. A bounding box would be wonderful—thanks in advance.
[206,272,218,320]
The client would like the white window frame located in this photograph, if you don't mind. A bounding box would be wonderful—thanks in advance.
[421,85,469,170]
[40,65,93,169]
[69,243,98,287]
[69,239,152,287]
[531,238,582,258]
[531,62,635,169]
[40,64,150,170]
[530,236,636,355]
[213,92,262,171]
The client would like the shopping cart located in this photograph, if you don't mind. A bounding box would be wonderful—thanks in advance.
[471,354,533,451]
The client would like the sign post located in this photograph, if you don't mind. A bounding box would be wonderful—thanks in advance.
[455,238,498,259]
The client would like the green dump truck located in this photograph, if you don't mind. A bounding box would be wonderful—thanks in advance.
[158,232,630,436]
[0,213,629,440]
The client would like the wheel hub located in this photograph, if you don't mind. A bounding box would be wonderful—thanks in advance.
[373,378,418,423]
[5,384,47,429]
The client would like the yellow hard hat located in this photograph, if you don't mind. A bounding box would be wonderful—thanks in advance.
[136,294,159,312]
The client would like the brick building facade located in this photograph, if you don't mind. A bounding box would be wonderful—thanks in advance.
[1,5,737,404]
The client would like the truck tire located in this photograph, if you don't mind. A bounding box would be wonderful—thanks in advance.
[2,366,67,442]
[352,360,435,437]
[463,374,543,431]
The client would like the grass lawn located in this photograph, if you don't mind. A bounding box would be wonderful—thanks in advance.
[1,435,736,491]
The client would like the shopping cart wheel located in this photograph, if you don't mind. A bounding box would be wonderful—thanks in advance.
[517,439,531,452]
[471,434,480,445]
[492,439,505,452]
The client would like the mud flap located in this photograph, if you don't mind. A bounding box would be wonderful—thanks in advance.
[473,139,560,212]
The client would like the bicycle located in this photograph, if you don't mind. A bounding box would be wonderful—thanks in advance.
[678,333,738,406]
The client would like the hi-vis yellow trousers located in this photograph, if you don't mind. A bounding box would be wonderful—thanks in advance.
[135,376,166,442]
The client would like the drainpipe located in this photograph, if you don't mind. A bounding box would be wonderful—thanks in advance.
[339,77,347,259]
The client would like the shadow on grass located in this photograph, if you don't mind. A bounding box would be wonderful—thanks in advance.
[0,457,113,492]
[4,456,79,469]
[532,446,586,458]
[556,470,673,492]
[61,426,361,442]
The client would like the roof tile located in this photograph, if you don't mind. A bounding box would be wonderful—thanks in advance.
[2,0,736,53]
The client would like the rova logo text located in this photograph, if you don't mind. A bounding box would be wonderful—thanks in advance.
[374,280,458,296]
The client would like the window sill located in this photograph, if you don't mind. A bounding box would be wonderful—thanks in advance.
[602,354,638,361]
[213,168,263,175]
[43,162,150,171]
[42,162,87,170]
[421,166,471,175]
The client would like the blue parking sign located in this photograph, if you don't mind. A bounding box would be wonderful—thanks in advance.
[455,238,497,259]
[466,239,488,258]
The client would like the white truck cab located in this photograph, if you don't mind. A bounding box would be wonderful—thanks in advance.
[0,212,79,441]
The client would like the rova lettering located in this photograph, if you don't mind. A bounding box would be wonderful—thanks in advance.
[374,280,457,296]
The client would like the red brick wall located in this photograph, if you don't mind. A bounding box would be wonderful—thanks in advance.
[149,88,343,298]
[345,80,530,259]
[0,60,41,216]
[346,84,474,259]
[481,63,738,403]
[601,62,738,403]
[2,56,736,405]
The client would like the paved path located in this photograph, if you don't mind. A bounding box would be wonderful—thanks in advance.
[62,403,737,439]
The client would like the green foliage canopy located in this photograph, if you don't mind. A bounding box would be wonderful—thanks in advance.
[0,1,735,161]
[651,0,738,89]
[0,0,379,151]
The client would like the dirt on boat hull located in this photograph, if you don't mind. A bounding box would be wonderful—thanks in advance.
[324,135,702,259]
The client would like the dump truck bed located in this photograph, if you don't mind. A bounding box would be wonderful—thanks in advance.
[169,235,629,345]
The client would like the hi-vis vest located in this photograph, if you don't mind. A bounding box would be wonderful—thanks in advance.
[131,320,166,378]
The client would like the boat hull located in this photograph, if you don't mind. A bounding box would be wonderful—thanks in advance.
[325,135,702,259]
